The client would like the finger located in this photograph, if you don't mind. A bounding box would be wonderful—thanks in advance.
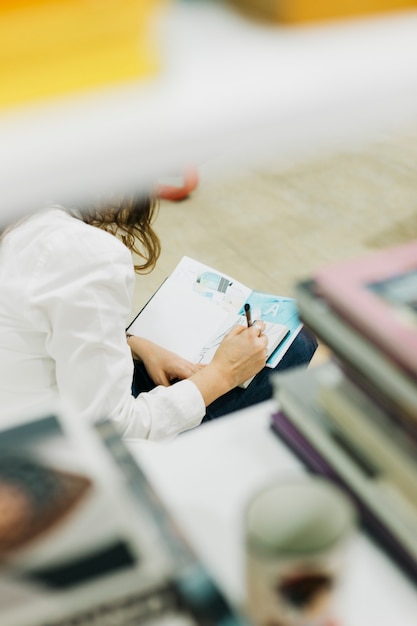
[252,323,262,337]
[181,364,201,378]
[174,361,203,379]
[261,335,268,350]
[252,319,266,331]
[156,373,171,386]
[226,324,246,337]
[251,321,266,337]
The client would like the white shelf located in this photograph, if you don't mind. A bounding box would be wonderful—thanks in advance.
[1,1,417,224]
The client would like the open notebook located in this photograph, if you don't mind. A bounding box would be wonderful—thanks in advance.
[0,405,248,626]
[127,256,302,386]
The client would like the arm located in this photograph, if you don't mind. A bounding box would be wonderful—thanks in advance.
[187,323,268,405]
[34,220,267,440]
[127,336,204,385]
[32,223,205,440]
[127,323,268,406]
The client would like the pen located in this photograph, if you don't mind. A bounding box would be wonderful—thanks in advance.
[244,303,252,327]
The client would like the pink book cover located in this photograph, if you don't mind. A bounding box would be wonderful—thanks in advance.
[313,240,417,378]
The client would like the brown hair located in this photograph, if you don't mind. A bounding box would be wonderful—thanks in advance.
[79,195,161,274]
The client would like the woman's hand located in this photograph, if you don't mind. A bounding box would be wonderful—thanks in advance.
[188,321,268,406]
[127,336,203,386]
[127,321,268,405]
[210,321,268,388]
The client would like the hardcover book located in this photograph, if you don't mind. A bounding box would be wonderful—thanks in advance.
[270,363,417,583]
[295,279,417,428]
[313,240,417,380]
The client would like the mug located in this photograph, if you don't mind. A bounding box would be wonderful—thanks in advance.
[244,476,357,626]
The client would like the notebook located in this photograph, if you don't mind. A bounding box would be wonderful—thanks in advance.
[127,256,301,383]
[0,404,248,626]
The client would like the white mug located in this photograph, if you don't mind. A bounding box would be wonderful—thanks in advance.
[244,475,357,626]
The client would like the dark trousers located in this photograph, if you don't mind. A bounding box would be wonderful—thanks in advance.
[132,328,318,421]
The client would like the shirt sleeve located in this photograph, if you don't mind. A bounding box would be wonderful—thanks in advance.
[30,223,206,440]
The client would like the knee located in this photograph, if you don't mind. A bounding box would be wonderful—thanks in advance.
[277,327,318,371]
[299,327,319,359]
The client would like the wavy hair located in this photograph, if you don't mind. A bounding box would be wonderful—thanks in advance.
[79,195,161,274]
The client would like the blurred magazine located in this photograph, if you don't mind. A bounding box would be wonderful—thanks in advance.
[0,405,248,626]
[313,240,417,379]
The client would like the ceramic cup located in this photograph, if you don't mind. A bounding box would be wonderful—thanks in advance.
[244,476,357,626]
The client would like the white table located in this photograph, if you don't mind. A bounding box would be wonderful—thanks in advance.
[128,400,417,626]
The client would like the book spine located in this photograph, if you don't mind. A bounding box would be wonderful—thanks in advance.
[295,281,417,429]
[320,293,417,380]
[272,372,417,557]
[270,409,417,585]
[318,379,417,508]
[335,359,417,445]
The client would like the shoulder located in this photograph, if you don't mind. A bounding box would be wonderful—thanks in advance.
[26,207,132,270]
[46,208,130,258]
[6,208,135,291]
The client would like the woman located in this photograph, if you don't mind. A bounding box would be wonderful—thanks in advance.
[0,195,317,440]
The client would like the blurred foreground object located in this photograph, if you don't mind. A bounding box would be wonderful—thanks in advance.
[228,0,416,23]
[0,405,248,625]
[245,476,356,626]
[0,455,91,558]
[0,0,166,109]
[1,1,417,224]
[156,167,200,201]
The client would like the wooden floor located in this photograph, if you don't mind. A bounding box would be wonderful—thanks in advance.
[132,124,417,365]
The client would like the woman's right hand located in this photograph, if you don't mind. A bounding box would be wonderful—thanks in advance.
[211,322,268,387]
[188,322,268,406]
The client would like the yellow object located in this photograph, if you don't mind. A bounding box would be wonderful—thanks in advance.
[229,0,416,24]
[0,0,165,109]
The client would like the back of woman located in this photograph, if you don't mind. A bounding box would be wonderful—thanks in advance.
[0,207,135,422]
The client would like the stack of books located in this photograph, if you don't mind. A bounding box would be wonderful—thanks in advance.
[271,240,417,583]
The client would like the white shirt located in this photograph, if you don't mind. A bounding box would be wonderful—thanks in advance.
[0,208,205,440]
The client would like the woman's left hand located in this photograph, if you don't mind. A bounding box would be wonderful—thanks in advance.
[127,335,203,386]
